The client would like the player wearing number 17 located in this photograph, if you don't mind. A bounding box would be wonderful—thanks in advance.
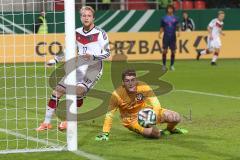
[36,6,110,131]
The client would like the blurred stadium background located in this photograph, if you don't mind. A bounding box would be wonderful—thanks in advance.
[0,0,240,33]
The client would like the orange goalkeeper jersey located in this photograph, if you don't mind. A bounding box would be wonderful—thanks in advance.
[102,81,164,133]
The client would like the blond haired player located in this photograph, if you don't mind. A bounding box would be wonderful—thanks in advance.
[96,69,187,140]
[36,6,110,131]
[197,11,225,65]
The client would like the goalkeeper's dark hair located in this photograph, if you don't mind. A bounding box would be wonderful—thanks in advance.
[122,69,136,80]
[166,4,175,13]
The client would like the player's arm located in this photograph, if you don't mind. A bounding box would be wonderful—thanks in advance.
[207,26,213,39]
[190,18,195,31]
[177,26,181,37]
[93,30,110,61]
[207,20,215,39]
[159,18,164,39]
[95,92,119,141]
[143,83,161,112]
[159,27,164,39]
[220,26,225,36]
[46,30,80,66]
[207,26,213,34]
[220,30,225,36]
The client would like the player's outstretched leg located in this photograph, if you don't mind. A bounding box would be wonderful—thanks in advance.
[36,85,65,131]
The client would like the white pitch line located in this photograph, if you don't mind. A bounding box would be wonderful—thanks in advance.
[73,150,104,160]
[0,128,104,160]
[98,10,120,28]
[109,10,135,32]
[174,89,240,100]
[0,128,59,147]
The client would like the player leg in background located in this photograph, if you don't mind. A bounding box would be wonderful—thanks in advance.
[170,51,176,71]
[162,49,167,71]
[211,48,220,66]
[197,37,213,60]
[160,110,188,134]
[196,48,212,60]
[162,36,168,71]
[169,35,177,71]
[210,38,221,65]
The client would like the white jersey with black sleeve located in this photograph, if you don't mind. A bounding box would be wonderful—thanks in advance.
[76,26,110,61]
[57,26,110,92]
[207,18,224,49]
[208,18,224,39]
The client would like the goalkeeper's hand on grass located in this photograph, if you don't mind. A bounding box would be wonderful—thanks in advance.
[46,58,58,67]
[95,132,109,141]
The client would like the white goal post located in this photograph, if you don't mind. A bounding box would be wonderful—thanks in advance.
[0,0,77,153]
[64,0,77,151]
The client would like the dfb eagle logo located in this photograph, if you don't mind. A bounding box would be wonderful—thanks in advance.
[136,93,144,103]
[86,35,93,42]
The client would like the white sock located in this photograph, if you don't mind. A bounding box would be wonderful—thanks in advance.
[44,106,55,124]
[212,55,218,62]
[200,50,207,55]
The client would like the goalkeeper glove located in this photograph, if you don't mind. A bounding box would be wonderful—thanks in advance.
[95,132,109,141]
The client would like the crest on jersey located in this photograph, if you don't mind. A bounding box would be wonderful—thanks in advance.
[76,33,99,45]
[87,35,94,41]
[136,93,144,103]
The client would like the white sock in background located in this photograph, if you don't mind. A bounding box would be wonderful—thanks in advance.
[212,55,218,62]
[200,50,207,55]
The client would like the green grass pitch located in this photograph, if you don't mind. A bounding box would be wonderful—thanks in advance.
[0,59,240,160]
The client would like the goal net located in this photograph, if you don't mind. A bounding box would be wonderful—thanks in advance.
[0,0,77,153]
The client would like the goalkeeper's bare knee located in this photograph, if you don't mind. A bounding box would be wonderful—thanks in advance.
[162,110,181,123]
[172,112,181,123]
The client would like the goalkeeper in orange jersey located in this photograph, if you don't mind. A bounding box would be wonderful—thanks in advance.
[95,69,188,141]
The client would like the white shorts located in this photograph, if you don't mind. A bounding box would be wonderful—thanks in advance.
[58,58,103,92]
[207,37,221,50]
